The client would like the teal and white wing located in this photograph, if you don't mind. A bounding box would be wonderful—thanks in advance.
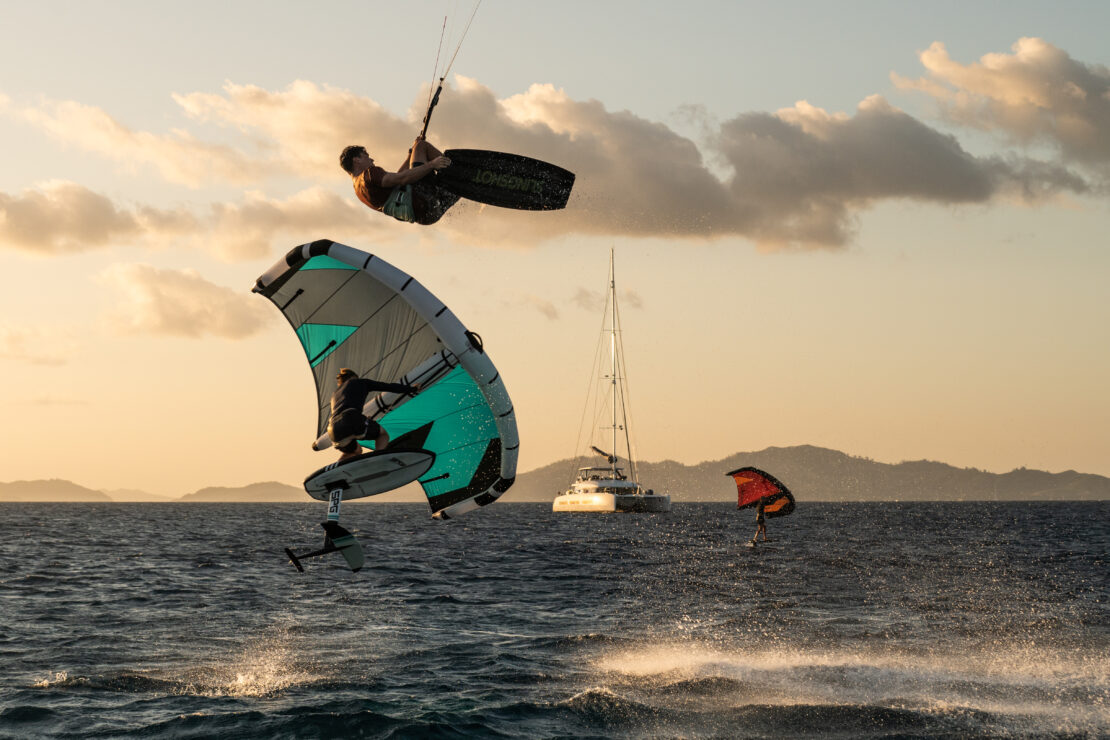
[253,239,518,518]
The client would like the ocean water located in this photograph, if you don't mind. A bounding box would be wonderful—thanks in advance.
[0,501,1106,739]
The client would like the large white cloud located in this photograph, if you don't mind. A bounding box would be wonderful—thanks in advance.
[16,99,270,187]
[97,263,273,339]
[5,49,1103,251]
[0,181,193,253]
[206,186,392,261]
[893,38,1110,169]
[173,80,415,180]
[0,182,399,259]
[713,95,1090,247]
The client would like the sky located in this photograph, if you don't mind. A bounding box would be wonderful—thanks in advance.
[1,1,1108,496]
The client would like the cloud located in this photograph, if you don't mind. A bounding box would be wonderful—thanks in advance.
[527,295,560,320]
[437,80,737,240]
[572,288,643,313]
[0,181,195,254]
[0,181,392,260]
[0,324,76,365]
[497,293,561,320]
[5,81,417,187]
[98,264,273,339]
[173,80,415,180]
[15,99,270,187]
[207,186,388,261]
[893,38,1110,169]
[7,57,1101,251]
[621,290,644,310]
[712,95,1090,247]
[408,78,1093,247]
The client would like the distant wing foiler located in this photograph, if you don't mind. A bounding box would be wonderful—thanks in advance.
[726,466,795,517]
[253,239,518,519]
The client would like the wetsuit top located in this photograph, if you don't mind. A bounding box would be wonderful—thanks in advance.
[330,377,415,417]
[353,165,393,212]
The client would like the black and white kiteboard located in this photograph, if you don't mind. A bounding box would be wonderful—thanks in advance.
[303,448,436,501]
[438,149,574,211]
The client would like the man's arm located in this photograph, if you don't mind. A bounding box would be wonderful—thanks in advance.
[364,380,419,394]
[379,156,450,188]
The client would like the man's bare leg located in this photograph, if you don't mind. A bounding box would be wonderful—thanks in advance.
[375,429,391,452]
[408,137,444,169]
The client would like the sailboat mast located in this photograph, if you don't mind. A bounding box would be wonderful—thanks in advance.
[609,249,618,479]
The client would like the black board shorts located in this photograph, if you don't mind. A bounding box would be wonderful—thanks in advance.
[328,409,382,453]
[412,176,461,225]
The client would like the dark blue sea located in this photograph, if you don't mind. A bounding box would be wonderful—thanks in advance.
[0,502,1106,739]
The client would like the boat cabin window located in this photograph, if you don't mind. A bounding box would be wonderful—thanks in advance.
[576,466,627,481]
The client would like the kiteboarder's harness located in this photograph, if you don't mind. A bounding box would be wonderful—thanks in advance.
[383,184,416,223]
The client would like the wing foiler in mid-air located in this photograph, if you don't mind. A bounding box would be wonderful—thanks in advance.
[253,239,518,572]
[726,466,796,517]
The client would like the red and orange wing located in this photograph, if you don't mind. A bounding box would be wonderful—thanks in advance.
[725,466,796,517]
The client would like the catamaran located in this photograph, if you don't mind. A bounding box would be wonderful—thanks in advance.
[552,251,671,513]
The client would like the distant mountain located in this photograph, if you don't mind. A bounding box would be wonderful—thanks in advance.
[176,481,425,503]
[0,478,415,504]
[101,488,178,503]
[3,446,1107,504]
[177,481,307,502]
[500,445,1110,503]
[0,479,112,502]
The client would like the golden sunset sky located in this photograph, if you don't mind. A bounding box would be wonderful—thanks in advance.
[2,1,1108,495]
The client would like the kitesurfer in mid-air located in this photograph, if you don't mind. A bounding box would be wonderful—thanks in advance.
[340,136,460,225]
[328,368,417,461]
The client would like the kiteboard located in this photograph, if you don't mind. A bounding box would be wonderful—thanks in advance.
[304,448,436,502]
[438,149,575,211]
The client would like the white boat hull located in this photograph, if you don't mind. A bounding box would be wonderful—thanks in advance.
[552,492,672,513]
